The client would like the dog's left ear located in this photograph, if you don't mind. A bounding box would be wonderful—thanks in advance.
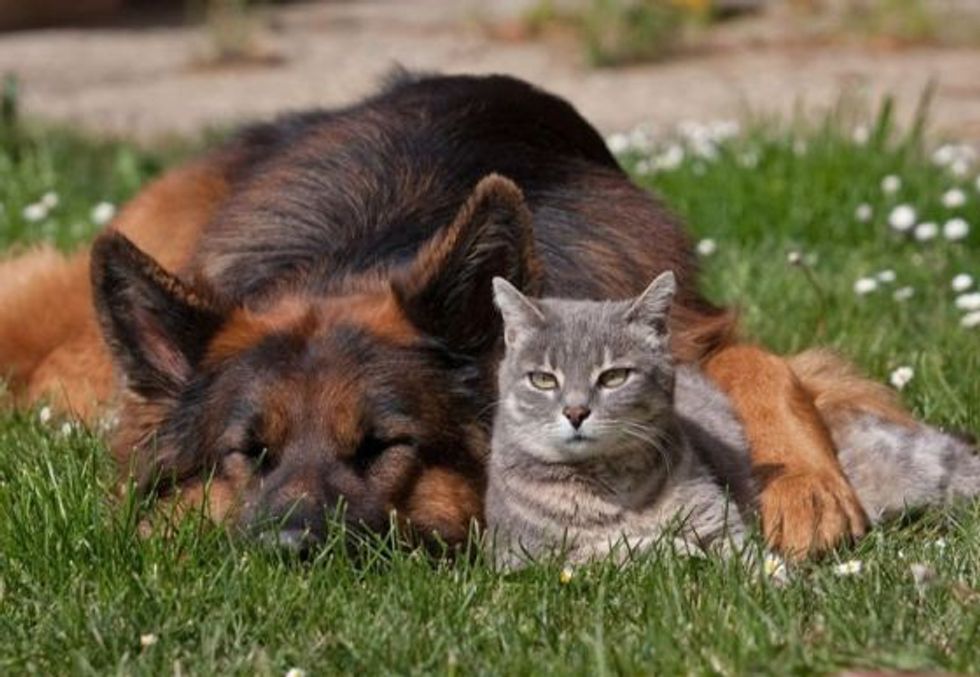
[90,231,225,398]
[393,174,541,354]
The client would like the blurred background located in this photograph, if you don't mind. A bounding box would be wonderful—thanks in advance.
[0,0,978,141]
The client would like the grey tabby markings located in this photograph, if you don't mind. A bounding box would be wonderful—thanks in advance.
[485,272,980,568]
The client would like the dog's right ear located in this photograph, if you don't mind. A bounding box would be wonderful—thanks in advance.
[90,232,224,398]
[392,174,542,355]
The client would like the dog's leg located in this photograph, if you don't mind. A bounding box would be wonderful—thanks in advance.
[704,344,869,559]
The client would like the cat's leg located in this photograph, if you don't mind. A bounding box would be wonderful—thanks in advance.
[703,344,869,559]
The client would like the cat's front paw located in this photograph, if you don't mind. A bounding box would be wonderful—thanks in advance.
[759,470,869,560]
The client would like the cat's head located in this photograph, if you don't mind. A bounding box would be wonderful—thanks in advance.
[492,271,677,463]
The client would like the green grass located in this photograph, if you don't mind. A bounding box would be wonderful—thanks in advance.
[1,106,979,674]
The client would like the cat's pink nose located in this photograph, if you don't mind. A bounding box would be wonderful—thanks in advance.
[563,405,591,429]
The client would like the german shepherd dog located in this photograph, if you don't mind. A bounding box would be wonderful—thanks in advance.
[0,73,907,555]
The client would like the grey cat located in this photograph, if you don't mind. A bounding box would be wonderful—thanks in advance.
[485,272,980,568]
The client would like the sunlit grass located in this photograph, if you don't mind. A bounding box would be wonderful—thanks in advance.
[0,107,978,674]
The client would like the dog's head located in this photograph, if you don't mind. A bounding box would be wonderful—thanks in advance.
[92,174,540,550]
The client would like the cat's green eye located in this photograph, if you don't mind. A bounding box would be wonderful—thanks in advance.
[598,368,631,388]
[528,371,559,390]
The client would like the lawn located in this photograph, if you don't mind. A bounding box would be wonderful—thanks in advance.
[0,103,978,675]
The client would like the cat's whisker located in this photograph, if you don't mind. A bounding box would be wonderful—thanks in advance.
[621,424,674,465]
[476,399,502,420]
[617,426,674,474]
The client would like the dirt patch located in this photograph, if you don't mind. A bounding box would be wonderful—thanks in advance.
[0,1,978,141]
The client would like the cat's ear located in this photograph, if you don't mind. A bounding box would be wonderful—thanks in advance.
[625,271,676,336]
[492,276,545,348]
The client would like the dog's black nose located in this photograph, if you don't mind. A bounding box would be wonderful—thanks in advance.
[563,405,591,429]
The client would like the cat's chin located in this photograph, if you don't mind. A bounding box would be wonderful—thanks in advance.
[514,437,602,464]
[563,434,601,449]
[552,436,617,463]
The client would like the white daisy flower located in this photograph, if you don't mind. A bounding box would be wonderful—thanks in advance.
[833,560,863,576]
[854,203,873,222]
[943,217,970,241]
[37,406,52,424]
[285,670,306,677]
[854,277,878,295]
[933,144,976,173]
[952,274,974,292]
[677,120,704,141]
[786,250,803,265]
[881,175,902,194]
[889,366,914,390]
[139,633,158,648]
[627,127,654,153]
[41,191,59,209]
[654,144,684,171]
[955,292,980,311]
[691,138,718,161]
[934,538,947,550]
[893,286,915,301]
[914,222,938,241]
[90,201,116,226]
[962,311,980,328]
[696,238,717,256]
[851,125,870,145]
[932,144,956,167]
[888,205,916,232]
[22,202,48,222]
[605,133,630,154]
[97,413,119,434]
[709,120,740,142]
[876,269,896,283]
[737,150,759,169]
[763,553,789,585]
[942,188,967,208]
[910,563,937,590]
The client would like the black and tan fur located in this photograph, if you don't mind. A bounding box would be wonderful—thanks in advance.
[0,73,902,554]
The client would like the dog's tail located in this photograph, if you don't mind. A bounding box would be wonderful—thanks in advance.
[788,348,914,427]
[0,246,93,395]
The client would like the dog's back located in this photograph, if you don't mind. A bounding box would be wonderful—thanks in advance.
[188,73,707,310]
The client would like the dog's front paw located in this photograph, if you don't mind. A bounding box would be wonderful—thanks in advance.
[759,470,869,560]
